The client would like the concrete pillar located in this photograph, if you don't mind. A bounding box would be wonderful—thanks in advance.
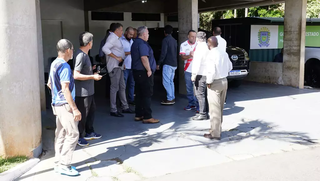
[0,0,42,157]
[178,0,198,94]
[283,0,307,88]
[36,0,46,111]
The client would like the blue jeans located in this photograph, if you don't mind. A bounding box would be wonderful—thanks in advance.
[123,69,135,102]
[184,72,198,107]
[162,65,177,101]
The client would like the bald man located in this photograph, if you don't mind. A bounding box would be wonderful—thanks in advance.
[213,27,227,52]
[204,36,232,140]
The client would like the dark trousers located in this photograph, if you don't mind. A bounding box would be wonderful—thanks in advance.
[194,75,209,115]
[75,95,95,138]
[133,70,154,119]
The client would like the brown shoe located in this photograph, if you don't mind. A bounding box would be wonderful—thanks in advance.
[134,116,144,121]
[161,99,175,105]
[142,118,160,124]
[204,134,220,140]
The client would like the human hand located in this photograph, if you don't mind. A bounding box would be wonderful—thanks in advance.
[116,57,123,62]
[156,65,160,70]
[191,74,196,82]
[190,51,194,57]
[73,109,82,121]
[207,84,211,89]
[147,70,152,77]
[92,65,97,70]
[93,73,102,81]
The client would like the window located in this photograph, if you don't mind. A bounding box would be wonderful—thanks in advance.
[132,13,161,21]
[91,12,124,21]
[167,15,178,22]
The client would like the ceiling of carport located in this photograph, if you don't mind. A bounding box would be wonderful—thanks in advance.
[85,0,284,13]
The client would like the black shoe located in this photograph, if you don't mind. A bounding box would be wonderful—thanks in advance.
[110,111,124,117]
[122,108,135,114]
[192,114,208,121]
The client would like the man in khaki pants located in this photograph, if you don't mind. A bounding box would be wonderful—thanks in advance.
[204,36,233,140]
[47,39,81,176]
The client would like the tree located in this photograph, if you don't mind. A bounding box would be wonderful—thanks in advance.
[307,0,320,18]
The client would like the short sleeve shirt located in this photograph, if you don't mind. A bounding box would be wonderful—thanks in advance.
[131,38,156,72]
[49,58,75,106]
[180,40,197,73]
[74,49,94,97]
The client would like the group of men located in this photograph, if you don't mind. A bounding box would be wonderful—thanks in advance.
[47,23,232,176]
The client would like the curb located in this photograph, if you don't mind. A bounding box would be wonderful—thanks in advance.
[0,158,40,181]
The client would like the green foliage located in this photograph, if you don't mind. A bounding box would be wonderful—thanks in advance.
[199,1,320,30]
[307,0,320,18]
[0,156,28,173]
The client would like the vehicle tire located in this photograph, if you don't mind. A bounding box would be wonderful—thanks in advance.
[229,80,242,88]
[305,59,320,88]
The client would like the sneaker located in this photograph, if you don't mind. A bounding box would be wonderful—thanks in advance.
[84,132,102,141]
[184,105,196,111]
[55,165,76,173]
[58,165,79,176]
[78,138,89,147]
[161,100,175,105]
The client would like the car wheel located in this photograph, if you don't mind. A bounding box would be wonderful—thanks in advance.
[305,59,320,88]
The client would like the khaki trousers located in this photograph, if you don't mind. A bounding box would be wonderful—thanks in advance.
[207,78,228,138]
[52,104,79,166]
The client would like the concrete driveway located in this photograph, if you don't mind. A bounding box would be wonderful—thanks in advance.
[18,81,320,181]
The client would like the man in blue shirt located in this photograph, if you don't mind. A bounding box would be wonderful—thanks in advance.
[131,26,159,124]
[156,25,177,105]
[47,39,81,176]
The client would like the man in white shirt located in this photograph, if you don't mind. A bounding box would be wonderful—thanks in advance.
[179,30,199,112]
[102,23,134,117]
[204,36,233,140]
[213,27,227,53]
[120,27,135,105]
[191,31,209,121]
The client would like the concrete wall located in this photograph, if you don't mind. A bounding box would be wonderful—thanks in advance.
[245,62,284,84]
[88,12,166,57]
[0,0,42,157]
[40,0,85,72]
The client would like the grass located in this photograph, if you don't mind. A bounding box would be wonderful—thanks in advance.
[0,156,28,173]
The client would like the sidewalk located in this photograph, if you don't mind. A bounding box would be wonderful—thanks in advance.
[18,82,320,181]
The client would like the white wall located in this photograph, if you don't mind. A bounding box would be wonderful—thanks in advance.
[88,12,166,57]
[40,0,85,72]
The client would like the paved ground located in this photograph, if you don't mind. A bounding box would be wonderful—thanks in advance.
[18,81,320,181]
[146,146,320,181]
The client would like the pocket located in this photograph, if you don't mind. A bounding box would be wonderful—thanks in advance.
[64,104,73,113]
[51,104,57,115]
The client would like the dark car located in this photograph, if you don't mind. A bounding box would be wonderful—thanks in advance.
[148,27,250,87]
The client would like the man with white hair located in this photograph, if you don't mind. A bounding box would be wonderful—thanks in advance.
[47,39,81,176]
[74,32,102,147]
[131,26,159,124]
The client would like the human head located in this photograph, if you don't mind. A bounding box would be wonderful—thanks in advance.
[124,26,135,40]
[196,31,206,42]
[213,27,222,36]
[137,26,149,41]
[79,32,93,49]
[56,39,74,61]
[111,23,123,38]
[207,36,218,50]
[109,23,116,32]
[188,30,196,44]
[164,25,173,35]
[133,28,138,39]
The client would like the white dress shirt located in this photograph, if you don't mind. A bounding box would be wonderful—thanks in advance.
[206,47,233,84]
[216,35,227,53]
[192,42,209,76]
[102,32,125,73]
[120,35,133,69]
